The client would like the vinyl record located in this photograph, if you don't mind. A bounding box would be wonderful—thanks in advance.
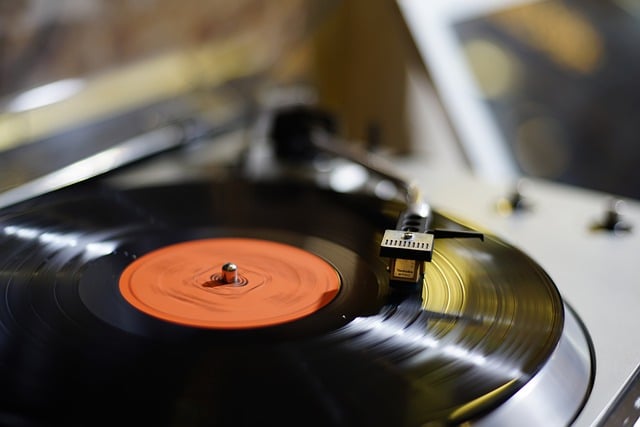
[0,177,564,427]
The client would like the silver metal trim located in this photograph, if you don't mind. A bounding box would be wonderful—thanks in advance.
[470,303,593,427]
[0,125,185,210]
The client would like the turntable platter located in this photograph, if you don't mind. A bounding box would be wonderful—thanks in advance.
[0,177,582,426]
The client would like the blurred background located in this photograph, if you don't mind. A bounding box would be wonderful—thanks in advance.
[0,0,638,200]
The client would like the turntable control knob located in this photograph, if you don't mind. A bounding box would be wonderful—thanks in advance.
[221,262,238,284]
[496,179,531,215]
[591,199,633,233]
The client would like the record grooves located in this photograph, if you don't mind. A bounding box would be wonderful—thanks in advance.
[0,177,565,426]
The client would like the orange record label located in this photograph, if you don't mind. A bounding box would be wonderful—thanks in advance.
[118,238,341,329]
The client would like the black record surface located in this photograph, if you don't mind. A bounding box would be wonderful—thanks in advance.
[0,177,564,427]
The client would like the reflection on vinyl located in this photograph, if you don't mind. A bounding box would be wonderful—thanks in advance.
[0,177,565,426]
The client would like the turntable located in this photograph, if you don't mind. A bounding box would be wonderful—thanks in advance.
[3,94,637,427]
